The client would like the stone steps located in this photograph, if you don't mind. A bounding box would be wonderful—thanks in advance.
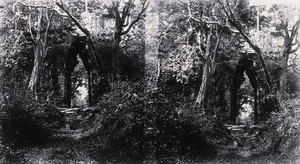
[223,124,267,157]
[52,107,103,140]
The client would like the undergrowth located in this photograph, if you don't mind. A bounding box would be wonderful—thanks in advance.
[266,97,300,155]
[0,92,64,149]
[84,81,230,163]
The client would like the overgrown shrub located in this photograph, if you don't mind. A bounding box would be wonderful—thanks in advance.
[265,98,300,155]
[85,81,228,162]
[0,92,64,148]
[259,94,282,121]
[242,97,300,159]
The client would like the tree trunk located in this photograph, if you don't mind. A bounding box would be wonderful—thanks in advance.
[279,17,300,101]
[112,4,122,82]
[144,0,160,92]
[28,9,53,100]
[279,31,293,100]
[279,40,291,101]
[279,54,288,100]
[195,26,215,108]
[196,60,212,108]
[28,11,42,99]
[28,43,42,98]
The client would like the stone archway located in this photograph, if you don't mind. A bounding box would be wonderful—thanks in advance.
[230,55,258,124]
[64,36,92,107]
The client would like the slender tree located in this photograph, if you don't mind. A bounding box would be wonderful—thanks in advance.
[279,14,300,100]
[111,0,148,82]
[11,1,55,99]
[195,25,223,108]
[28,9,54,99]
[183,1,224,108]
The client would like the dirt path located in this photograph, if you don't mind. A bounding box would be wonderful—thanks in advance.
[2,105,299,164]
[0,138,98,164]
[1,107,101,163]
[22,139,97,164]
[19,108,102,163]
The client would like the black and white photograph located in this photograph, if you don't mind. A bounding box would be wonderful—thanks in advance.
[0,0,300,163]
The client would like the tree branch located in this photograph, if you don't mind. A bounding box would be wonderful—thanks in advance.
[123,16,130,27]
[290,43,300,54]
[187,0,223,25]
[227,1,237,23]
[35,9,42,42]
[43,11,54,45]
[112,1,121,22]
[212,26,223,61]
[27,13,35,44]
[55,2,90,35]
[292,38,298,46]
[291,16,300,38]
[198,53,206,62]
[121,0,148,35]
[204,26,213,59]
[121,0,133,23]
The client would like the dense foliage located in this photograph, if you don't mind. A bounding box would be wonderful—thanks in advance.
[0,92,64,147]
[85,82,230,162]
[0,0,300,163]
